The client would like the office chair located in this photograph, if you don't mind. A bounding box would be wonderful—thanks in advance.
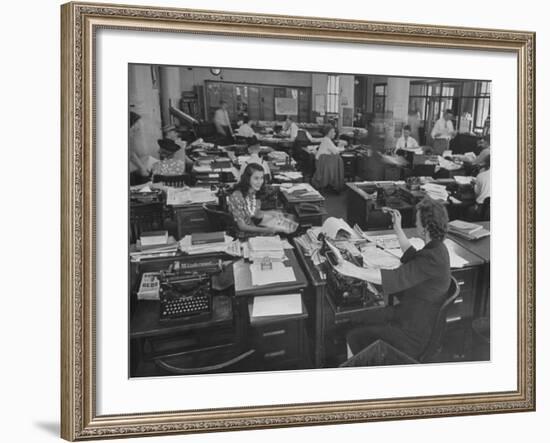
[341,276,460,366]
[154,348,257,375]
[152,174,188,187]
[417,275,460,363]
[202,203,236,234]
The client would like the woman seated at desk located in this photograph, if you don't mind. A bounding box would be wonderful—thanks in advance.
[329,197,451,359]
[235,115,256,139]
[228,163,297,236]
[151,138,192,180]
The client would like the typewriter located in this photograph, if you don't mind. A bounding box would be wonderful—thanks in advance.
[159,268,212,323]
[321,237,387,311]
[130,189,163,204]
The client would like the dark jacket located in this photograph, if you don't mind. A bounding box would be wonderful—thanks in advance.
[380,240,451,347]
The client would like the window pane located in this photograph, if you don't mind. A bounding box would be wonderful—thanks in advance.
[410,83,427,95]
[475,98,490,128]
[409,97,426,119]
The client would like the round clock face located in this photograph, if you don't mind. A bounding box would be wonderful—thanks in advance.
[210,68,221,76]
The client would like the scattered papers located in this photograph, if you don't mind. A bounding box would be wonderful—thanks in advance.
[454,176,474,185]
[361,245,401,269]
[448,220,490,240]
[321,217,360,241]
[421,183,449,201]
[274,171,303,181]
[250,261,296,286]
[251,293,302,318]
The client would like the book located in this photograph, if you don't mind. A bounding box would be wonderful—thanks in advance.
[191,231,226,246]
[140,230,168,247]
[448,220,484,235]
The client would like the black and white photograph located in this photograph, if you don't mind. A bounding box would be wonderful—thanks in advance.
[128,64,492,377]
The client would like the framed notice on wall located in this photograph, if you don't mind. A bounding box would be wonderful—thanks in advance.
[275,97,298,115]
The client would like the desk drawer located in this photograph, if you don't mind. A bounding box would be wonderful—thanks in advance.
[252,319,300,356]
[451,269,477,295]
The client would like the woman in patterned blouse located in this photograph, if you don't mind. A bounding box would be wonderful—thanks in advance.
[151,138,188,179]
[227,163,279,236]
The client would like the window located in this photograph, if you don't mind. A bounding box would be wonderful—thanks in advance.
[408,80,491,134]
[327,75,340,113]
[373,83,387,114]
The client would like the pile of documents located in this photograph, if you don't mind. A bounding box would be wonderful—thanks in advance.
[250,293,302,318]
[421,182,449,201]
[267,151,289,162]
[282,183,322,198]
[179,233,240,256]
[250,261,296,286]
[273,171,303,182]
[248,236,286,262]
[131,232,179,261]
[166,187,217,206]
[448,220,490,240]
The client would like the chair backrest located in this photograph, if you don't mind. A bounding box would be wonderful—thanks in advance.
[202,203,235,233]
[418,275,460,363]
[153,174,187,188]
[480,197,490,221]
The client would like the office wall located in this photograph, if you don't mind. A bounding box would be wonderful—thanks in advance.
[128,64,162,157]
[178,66,313,91]
[386,77,410,122]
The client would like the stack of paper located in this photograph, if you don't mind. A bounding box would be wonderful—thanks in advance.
[284,183,322,198]
[251,293,302,318]
[448,220,490,240]
[250,261,296,286]
[248,236,286,262]
[421,183,449,201]
[267,151,289,162]
[179,234,235,255]
[166,187,217,206]
[274,171,303,181]
[130,236,179,261]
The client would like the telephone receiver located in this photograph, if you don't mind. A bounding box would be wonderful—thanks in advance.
[298,202,321,213]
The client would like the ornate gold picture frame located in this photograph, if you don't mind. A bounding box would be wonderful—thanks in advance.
[61,1,535,440]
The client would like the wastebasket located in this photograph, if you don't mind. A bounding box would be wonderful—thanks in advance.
[340,339,419,367]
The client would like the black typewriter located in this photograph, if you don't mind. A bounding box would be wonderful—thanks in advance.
[158,268,212,323]
[321,237,387,311]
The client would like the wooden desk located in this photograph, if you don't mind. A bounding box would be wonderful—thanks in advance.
[295,228,486,366]
[130,249,310,375]
[448,221,490,318]
[233,249,309,298]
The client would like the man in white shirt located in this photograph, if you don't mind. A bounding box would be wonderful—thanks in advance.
[235,116,256,139]
[213,101,234,142]
[430,109,456,154]
[474,156,490,205]
[395,125,420,151]
[282,116,300,140]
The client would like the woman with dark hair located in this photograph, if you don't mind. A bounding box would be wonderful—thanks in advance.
[329,197,451,359]
[227,163,278,236]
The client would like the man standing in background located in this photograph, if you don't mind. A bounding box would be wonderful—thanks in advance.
[431,109,456,154]
[213,100,234,143]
